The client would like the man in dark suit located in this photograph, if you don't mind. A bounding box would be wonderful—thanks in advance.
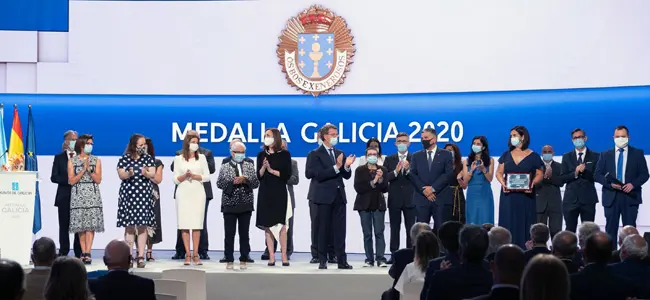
[171,130,216,260]
[423,224,493,300]
[595,125,649,248]
[570,232,639,300]
[89,240,156,300]
[306,144,336,264]
[524,223,551,262]
[551,230,580,274]
[305,124,355,270]
[50,130,82,257]
[561,128,600,233]
[24,237,56,300]
[609,234,650,298]
[537,145,563,237]
[469,244,525,300]
[262,140,298,260]
[384,132,415,263]
[409,128,453,230]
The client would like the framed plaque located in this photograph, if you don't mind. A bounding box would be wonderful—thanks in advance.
[506,173,531,191]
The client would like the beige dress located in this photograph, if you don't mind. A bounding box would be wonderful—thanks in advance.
[172,154,210,229]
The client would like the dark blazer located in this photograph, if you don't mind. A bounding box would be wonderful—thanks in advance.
[468,286,520,300]
[50,151,73,207]
[388,247,415,286]
[424,263,492,300]
[570,263,639,300]
[561,258,580,274]
[595,146,649,207]
[524,246,551,262]
[24,268,49,300]
[608,259,650,298]
[171,147,216,200]
[88,270,157,300]
[305,145,352,204]
[560,148,600,208]
[410,148,454,206]
[609,249,650,265]
[305,149,317,201]
[536,161,564,213]
[353,165,389,211]
[287,159,299,209]
[384,153,415,208]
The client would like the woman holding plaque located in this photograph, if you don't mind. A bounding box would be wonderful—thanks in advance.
[495,126,543,248]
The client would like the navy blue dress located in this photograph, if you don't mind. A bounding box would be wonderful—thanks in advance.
[498,151,543,248]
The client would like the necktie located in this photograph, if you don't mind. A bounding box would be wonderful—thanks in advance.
[577,152,583,165]
[328,149,336,164]
[69,152,74,159]
[427,151,433,170]
[400,155,406,174]
[616,148,624,181]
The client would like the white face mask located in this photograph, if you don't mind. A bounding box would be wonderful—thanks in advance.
[189,143,199,152]
[264,137,274,146]
[614,137,628,148]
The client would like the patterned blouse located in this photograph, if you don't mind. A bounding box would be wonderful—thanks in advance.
[216,160,259,213]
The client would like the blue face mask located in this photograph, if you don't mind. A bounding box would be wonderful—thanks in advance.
[367,155,378,164]
[234,153,245,163]
[471,145,482,154]
[329,137,338,146]
[397,143,408,153]
[511,137,521,147]
[68,140,76,151]
[542,153,553,161]
[84,145,93,154]
[573,138,585,149]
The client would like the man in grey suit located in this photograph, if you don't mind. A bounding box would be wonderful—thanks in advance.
[262,140,298,260]
[536,145,564,237]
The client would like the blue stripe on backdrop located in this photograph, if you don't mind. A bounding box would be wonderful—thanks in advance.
[0,0,68,31]
[1,86,649,157]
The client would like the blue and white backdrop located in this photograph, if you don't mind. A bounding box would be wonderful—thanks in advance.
[1,0,650,253]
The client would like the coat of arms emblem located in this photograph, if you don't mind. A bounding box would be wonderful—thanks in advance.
[277,5,355,97]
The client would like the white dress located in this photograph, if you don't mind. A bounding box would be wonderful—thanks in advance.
[173,154,210,229]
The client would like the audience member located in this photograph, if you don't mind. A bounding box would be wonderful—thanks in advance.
[0,259,25,300]
[609,225,643,264]
[383,222,431,300]
[395,231,440,296]
[423,224,492,300]
[524,223,551,262]
[486,226,511,262]
[575,221,600,263]
[520,254,569,300]
[570,232,638,300]
[482,223,494,232]
[608,234,650,298]
[44,256,93,300]
[469,244,525,300]
[88,240,156,300]
[551,231,580,273]
[420,221,463,300]
[24,237,57,300]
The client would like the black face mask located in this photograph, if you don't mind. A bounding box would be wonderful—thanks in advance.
[421,139,431,149]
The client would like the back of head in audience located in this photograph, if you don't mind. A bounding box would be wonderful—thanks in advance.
[492,244,525,285]
[414,231,441,272]
[45,256,92,300]
[0,259,25,300]
[482,223,494,232]
[459,224,489,264]
[552,231,578,259]
[618,225,639,246]
[620,234,648,261]
[583,231,612,265]
[103,239,132,270]
[410,222,432,245]
[32,237,57,267]
[578,222,600,249]
[438,221,463,254]
[488,226,512,254]
[520,254,570,300]
[530,223,550,246]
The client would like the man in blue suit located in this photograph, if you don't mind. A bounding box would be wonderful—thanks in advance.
[595,125,649,248]
[305,124,355,270]
[409,128,454,231]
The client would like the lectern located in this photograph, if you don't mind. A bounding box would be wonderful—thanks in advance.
[0,171,37,266]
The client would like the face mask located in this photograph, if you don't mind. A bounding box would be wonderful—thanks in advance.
[367,155,378,164]
[329,137,338,146]
[264,137,274,146]
[471,145,482,154]
[397,143,408,153]
[511,137,521,147]
[234,153,245,163]
[137,147,147,155]
[542,153,553,161]
[68,140,76,151]
[421,139,431,149]
[614,137,628,148]
[573,138,585,149]
[84,145,93,154]
[189,143,199,152]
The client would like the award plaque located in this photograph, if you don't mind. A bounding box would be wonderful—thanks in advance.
[506,173,531,191]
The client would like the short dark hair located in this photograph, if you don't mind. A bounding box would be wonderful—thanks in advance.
[583,232,613,264]
[396,132,409,139]
[494,244,526,283]
[438,221,463,253]
[74,134,93,154]
[615,125,629,135]
[459,224,489,263]
[530,223,550,244]
[508,125,530,151]
[571,128,585,137]
[422,127,437,136]
[552,231,578,258]
[0,259,25,299]
[365,147,379,157]
[366,137,382,156]
[319,124,338,141]
[32,237,57,266]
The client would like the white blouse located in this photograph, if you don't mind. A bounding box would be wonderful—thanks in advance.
[395,262,426,295]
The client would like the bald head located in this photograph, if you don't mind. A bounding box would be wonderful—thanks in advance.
[620,234,648,261]
[542,145,554,154]
[583,232,612,264]
[230,138,242,148]
[104,240,131,269]
[552,231,578,259]
[492,244,525,285]
[618,226,639,246]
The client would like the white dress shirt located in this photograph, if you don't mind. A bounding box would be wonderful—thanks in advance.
[615,146,628,183]
[395,151,410,176]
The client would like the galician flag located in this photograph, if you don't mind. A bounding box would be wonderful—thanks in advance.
[0,104,7,170]
[26,106,42,234]
[7,106,25,171]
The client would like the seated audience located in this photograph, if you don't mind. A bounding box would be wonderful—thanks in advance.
[383,222,431,300]
[469,244,525,300]
[423,224,492,300]
[486,226,511,262]
[395,231,440,295]
[25,237,57,300]
[482,223,494,232]
[420,221,464,300]
[551,231,580,274]
[575,221,600,263]
[520,254,570,300]
[570,232,638,300]
[609,225,647,264]
[0,259,25,300]
[44,256,93,300]
[89,240,156,300]
[524,223,551,262]
[608,234,650,298]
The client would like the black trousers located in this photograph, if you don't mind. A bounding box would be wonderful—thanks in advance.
[416,202,453,233]
[537,206,563,237]
[563,204,596,233]
[317,191,347,263]
[223,211,251,262]
[388,206,416,253]
[263,211,294,256]
[310,201,335,259]
[175,200,210,254]
[58,204,82,257]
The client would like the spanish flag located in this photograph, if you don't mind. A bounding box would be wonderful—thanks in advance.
[7,106,24,171]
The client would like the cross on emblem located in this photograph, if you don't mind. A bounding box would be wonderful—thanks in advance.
[312,34,320,40]
[299,36,306,44]
[299,61,305,69]
[327,36,333,44]
[326,48,333,56]
[299,49,305,56]
[326,61,333,69]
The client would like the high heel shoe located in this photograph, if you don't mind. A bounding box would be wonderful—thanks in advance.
[136,257,146,268]
[282,261,290,267]
[146,250,155,262]
[184,255,191,266]
[267,261,276,266]
[192,255,203,266]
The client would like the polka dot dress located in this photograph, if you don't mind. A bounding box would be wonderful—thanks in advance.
[116,154,155,227]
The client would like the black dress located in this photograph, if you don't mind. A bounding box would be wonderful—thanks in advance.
[255,150,292,229]
[149,159,163,244]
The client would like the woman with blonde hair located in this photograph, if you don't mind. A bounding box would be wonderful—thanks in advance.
[520,254,570,300]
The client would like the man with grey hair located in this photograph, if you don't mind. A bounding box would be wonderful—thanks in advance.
[552,230,580,273]
[608,234,650,297]
[50,130,81,257]
[486,226,511,262]
[577,221,600,249]
[610,225,639,263]
[524,223,551,262]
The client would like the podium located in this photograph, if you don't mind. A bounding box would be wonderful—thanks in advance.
[0,171,37,266]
